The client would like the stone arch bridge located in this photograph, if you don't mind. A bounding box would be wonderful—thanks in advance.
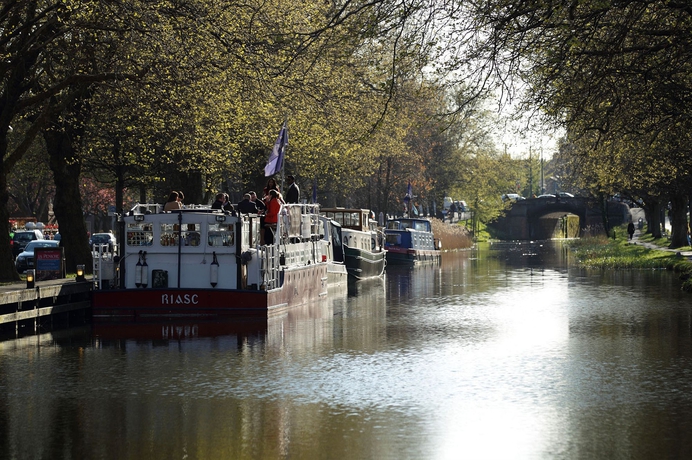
[488,196,630,240]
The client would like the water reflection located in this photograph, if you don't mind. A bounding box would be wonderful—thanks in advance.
[2,243,692,459]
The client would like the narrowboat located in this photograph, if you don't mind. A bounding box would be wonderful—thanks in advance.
[320,208,386,280]
[384,217,441,265]
[91,203,333,319]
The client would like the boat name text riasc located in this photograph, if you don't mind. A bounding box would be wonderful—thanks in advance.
[161,293,199,305]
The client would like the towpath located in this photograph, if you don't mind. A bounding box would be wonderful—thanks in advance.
[626,207,692,260]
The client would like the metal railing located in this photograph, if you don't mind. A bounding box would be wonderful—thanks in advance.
[92,243,117,290]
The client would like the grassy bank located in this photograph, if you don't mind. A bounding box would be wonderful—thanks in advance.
[568,226,692,291]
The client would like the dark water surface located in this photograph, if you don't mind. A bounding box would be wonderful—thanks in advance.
[2,241,692,459]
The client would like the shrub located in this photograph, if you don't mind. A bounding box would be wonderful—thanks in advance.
[431,218,473,250]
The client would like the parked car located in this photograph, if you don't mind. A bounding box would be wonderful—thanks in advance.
[557,192,575,198]
[15,240,59,273]
[11,230,45,259]
[89,232,117,251]
[537,194,556,199]
[502,193,525,202]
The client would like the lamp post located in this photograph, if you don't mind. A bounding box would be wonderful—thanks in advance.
[26,269,35,289]
[76,265,85,282]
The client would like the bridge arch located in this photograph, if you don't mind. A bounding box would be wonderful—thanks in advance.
[489,197,629,240]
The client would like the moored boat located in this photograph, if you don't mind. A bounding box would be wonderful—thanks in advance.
[384,217,441,265]
[319,215,349,286]
[91,203,331,320]
[320,208,386,280]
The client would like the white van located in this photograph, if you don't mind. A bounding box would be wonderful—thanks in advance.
[502,193,524,202]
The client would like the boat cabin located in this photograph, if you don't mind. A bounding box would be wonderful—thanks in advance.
[320,208,377,232]
[384,217,437,251]
[98,203,327,292]
[385,218,432,233]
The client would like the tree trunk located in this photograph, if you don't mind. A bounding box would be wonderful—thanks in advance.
[115,171,125,215]
[643,206,652,235]
[599,192,611,237]
[669,190,688,249]
[113,139,125,215]
[648,200,663,239]
[0,138,21,281]
[44,121,93,275]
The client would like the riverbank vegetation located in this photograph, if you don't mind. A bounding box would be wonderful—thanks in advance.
[568,226,692,292]
[431,219,474,250]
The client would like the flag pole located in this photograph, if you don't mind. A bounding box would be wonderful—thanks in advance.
[281,120,287,193]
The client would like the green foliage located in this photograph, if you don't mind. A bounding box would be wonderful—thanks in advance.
[465,0,692,242]
[4,0,522,243]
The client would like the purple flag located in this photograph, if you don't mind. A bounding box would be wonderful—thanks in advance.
[265,122,288,177]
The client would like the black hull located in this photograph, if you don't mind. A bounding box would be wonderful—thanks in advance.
[386,247,441,265]
[343,245,386,280]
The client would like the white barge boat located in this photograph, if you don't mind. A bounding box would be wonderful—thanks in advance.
[91,203,334,319]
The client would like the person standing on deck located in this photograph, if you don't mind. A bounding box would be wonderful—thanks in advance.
[211,193,226,210]
[250,191,266,212]
[237,194,258,214]
[285,175,300,204]
[264,189,281,245]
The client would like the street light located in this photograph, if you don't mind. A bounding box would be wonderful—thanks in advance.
[76,265,86,282]
[26,269,35,289]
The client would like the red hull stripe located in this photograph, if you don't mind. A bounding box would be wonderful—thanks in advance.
[93,265,328,318]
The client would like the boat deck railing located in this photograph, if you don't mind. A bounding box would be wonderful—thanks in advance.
[92,243,118,289]
[260,242,283,290]
[128,203,216,215]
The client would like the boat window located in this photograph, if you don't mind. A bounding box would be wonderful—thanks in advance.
[332,212,344,226]
[348,212,360,227]
[208,223,235,246]
[160,223,180,246]
[387,221,400,230]
[182,223,202,246]
[386,234,400,245]
[126,222,153,246]
[158,222,202,246]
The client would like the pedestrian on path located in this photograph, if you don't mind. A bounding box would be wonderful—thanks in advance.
[627,221,635,240]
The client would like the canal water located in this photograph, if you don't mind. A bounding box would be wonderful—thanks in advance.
[2,241,692,459]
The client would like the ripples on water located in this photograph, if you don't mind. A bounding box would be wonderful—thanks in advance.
[2,242,692,459]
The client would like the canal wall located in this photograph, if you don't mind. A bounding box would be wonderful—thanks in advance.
[0,279,92,338]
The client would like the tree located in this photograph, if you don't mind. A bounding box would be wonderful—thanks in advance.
[459,0,692,245]
[7,123,54,221]
[0,1,146,280]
